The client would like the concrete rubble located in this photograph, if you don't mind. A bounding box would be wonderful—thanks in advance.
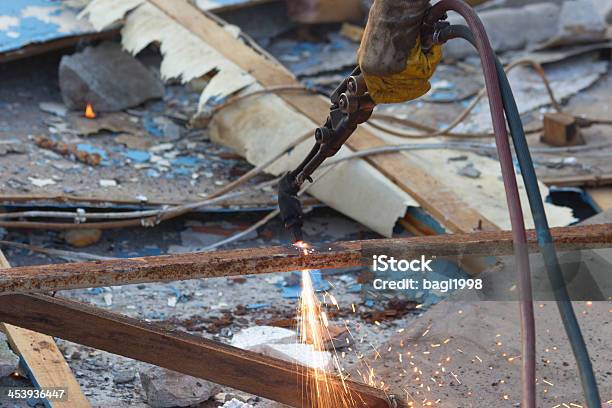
[222,398,255,408]
[232,326,332,370]
[0,332,19,378]
[139,366,221,408]
[231,326,297,352]
[444,0,608,59]
[59,42,164,112]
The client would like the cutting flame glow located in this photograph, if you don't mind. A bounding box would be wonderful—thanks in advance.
[84,103,96,119]
[296,241,358,408]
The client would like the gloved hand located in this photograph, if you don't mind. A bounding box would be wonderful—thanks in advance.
[358,0,443,104]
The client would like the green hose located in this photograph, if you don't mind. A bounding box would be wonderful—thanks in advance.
[441,24,602,407]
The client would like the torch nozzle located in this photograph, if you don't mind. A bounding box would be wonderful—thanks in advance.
[289,225,304,244]
[278,172,304,244]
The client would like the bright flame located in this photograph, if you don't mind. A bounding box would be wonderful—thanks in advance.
[84,103,96,119]
[299,269,357,408]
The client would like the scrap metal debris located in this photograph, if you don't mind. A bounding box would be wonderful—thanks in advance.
[35,135,102,166]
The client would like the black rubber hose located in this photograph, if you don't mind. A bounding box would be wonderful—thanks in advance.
[427,2,537,407]
[440,24,602,408]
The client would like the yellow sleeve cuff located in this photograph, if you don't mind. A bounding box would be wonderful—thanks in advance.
[362,40,443,105]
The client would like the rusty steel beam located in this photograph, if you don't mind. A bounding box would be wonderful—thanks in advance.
[0,224,610,294]
[0,294,397,408]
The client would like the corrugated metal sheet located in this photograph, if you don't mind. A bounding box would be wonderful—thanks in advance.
[0,0,268,56]
[0,0,93,54]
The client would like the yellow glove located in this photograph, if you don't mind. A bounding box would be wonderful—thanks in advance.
[362,39,442,105]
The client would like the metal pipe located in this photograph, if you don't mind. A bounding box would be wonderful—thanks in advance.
[0,224,609,294]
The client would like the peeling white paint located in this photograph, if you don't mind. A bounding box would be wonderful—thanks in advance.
[21,5,92,34]
[0,15,19,31]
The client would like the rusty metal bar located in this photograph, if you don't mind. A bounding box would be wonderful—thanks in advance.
[0,294,396,408]
[0,224,610,294]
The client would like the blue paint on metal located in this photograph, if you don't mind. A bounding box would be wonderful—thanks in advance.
[124,150,150,163]
[0,0,90,54]
[76,143,108,161]
[1,0,266,56]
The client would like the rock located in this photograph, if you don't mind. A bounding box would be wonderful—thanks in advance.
[231,326,297,353]
[444,3,560,59]
[458,163,481,179]
[59,42,164,112]
[0,140,26,156]
[603,0,612,23]
[442,0,610,59]
[258,343,333,371]
[550,0,607,46]
[39,102,68,117]
[0,333,19,378]
[232,327,331,370]
[28,177,56,187]
[139,366,220,408]
[222,398,254,408]
[99,179,118,187]
[113,369,136,384]
[64,229,103,248]
[215,392,252,404]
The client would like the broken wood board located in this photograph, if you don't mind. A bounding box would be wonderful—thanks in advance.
[195,0,279,13]
[541,173,612,189]
[587,187,612,212]
[0,223,609,294]
[0,293,396,408]
[0,251,90,408]
[81,0,575,236]
[370,130,576,230]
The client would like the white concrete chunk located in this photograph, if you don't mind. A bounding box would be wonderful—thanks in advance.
[259,343,333,371]
[231,326,297,353]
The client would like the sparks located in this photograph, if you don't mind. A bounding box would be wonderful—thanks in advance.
[299,269,355,407]
[297,240,358,408]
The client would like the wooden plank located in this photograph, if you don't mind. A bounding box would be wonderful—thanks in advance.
[0,294,396,408]
[541,173,612,188]
[587,187,612,212]
[148,0,499,234]
[0,252,90,408]
[0,224,610,294]
[205,0,279,13]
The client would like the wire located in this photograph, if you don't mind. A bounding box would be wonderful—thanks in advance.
[428,3,537,407]
[367,57,560,139]
[0,130,314,230]
[0,240,112,262]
